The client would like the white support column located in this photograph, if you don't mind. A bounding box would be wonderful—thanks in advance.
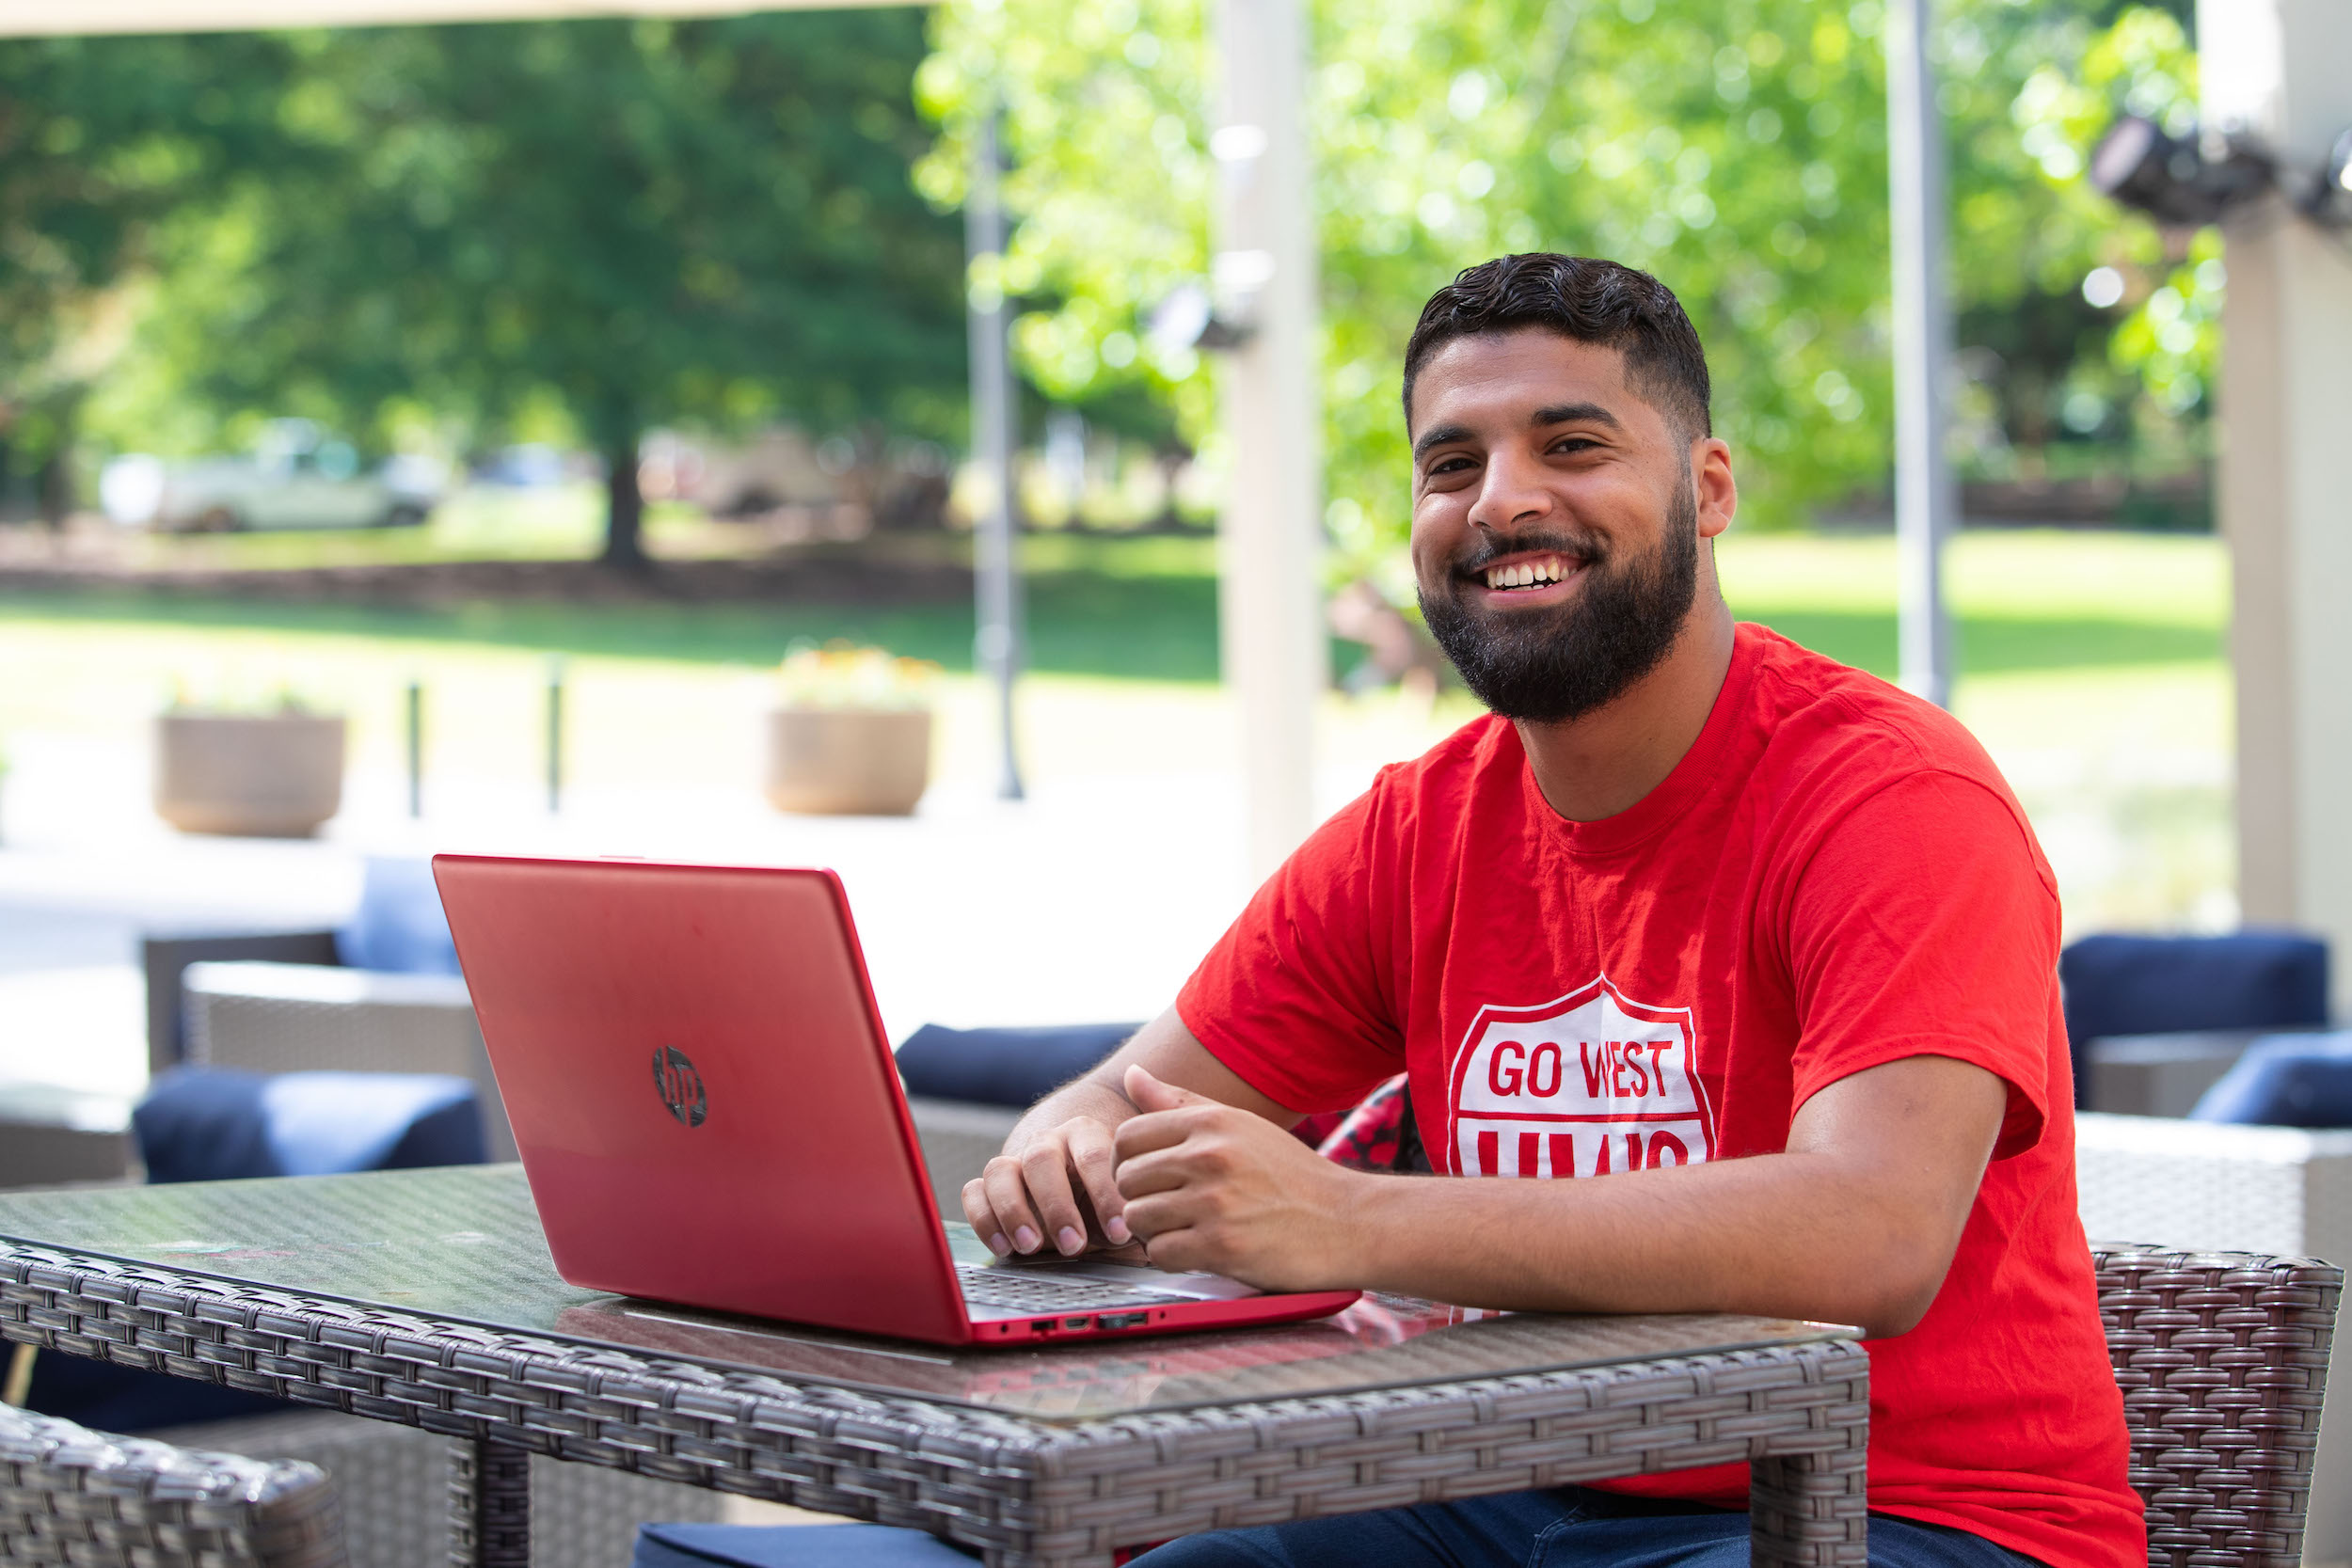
[2201,2,2352,1544]
[2203,0,2352,945]
[1885,0,1957,709]
[1214,0,1325,881]
[966,111,1025,801]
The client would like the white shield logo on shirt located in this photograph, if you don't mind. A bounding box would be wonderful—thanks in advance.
[1444,975,1714,1179]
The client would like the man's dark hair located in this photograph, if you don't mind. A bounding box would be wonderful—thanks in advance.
[1402,254,1712,442]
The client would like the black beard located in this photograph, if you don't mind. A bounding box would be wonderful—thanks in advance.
[1417,472,1699,723]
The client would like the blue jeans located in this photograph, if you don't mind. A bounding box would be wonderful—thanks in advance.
[1126,1486,2041,1568]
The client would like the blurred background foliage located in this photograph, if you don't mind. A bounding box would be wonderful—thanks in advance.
[917,0,2208,584]
[0,0,2209,570]
[4,12,967,560]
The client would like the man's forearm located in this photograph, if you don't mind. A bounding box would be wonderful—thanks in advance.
[1008,1069,1137,1149]
[1345,1149,1959,1338]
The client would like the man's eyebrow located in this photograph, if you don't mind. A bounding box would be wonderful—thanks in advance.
[1532,402,1622,430]
[1411,422,1472,461]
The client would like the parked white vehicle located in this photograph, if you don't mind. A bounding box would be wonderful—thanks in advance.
[101,421,447,533]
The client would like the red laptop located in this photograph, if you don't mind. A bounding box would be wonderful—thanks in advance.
[431,853,1359,1346]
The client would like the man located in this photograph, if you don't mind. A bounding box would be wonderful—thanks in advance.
[965,254,2137,1568]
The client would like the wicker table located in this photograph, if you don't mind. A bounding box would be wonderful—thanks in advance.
[0,1167,1870,1567]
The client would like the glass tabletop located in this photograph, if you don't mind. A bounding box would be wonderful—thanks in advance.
[0,1166,1851,1422]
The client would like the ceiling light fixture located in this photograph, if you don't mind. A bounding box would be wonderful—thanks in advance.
[2090,114,2352,231]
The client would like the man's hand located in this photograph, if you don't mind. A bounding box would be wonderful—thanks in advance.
[958,1008,1301,1259]
[962,1104,1132,1258]
[1113,1066,1365,1291]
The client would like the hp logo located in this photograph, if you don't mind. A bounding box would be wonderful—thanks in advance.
[652,1046,707,1128]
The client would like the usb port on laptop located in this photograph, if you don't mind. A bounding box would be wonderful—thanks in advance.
[1097,1312,1149,1329]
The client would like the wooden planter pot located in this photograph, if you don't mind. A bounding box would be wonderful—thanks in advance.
[764,707,931,816]
[154,713,347,838]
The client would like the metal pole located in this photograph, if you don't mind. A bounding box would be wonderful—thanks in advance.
[405,679,423,818]
[1216,0,1324,879]
[543,657,565,815]
[1886,0,1957,708]
[966,109,1025,801]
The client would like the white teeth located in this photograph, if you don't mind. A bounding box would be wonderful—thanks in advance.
[1486,556,1570,590]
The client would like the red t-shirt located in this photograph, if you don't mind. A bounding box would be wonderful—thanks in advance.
[1177,624,2138,1568]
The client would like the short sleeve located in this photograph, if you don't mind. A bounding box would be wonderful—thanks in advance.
[1176,786,1406,1114]
[1785,769,2060,1159]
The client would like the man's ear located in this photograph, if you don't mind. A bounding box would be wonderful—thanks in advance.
[1692,437,1736,540]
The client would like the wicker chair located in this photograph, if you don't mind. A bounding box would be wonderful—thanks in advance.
[2096,1244,2343,1568]
[0,1403,345,1567]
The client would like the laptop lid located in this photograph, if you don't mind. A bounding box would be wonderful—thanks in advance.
[432,854,971,1344]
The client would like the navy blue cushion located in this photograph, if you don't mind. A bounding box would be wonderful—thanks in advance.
[2059,930,2329,1108]
[634,1523,979,1566]
[2190,1032,2352,1127]
[21,1348,291,1433]
[134,1067,486,1182]
[335,857,462,974]
[894,1022,1140,1108]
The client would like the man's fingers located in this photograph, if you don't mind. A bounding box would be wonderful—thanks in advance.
[1019,1139,1093,1256]
[1114,1105,1212,1162]
[960,1178,1013,1257]
[1124,1063,1214,1115]
[1112,1145,1195,1202]
[1064,1120,1132,1245]
[979,1155,1046,1256]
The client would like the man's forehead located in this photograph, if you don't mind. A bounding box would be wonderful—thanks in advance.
[1407,329,1640,434]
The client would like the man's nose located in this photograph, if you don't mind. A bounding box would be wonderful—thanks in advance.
[1467,451,1553,532]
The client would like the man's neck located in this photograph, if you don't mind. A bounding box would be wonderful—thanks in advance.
[1514,595,1739,823]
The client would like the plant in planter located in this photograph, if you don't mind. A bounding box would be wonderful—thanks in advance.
[764,642,938,816]
[154,683,347,838]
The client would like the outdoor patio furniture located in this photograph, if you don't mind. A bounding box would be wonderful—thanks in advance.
[142,927,342,1076]
[138,857,454,1079]
[892,1022,1138,1108]
[134,1068,486,1182]
[146,1407,723,1568]
[2190,1032,2352,1128]
[2085,1028,2330,1119]
[630,1241,2345,1568]
[0,1165,1878,1567]
[633,1520,986,1565]
[2077,1112,2352,1557]
[182,960,516,1161]
[2062,931,2330,1109]
[13,1067,491,1436]
[0,1082,132,1191]
[0,1402,346,1567]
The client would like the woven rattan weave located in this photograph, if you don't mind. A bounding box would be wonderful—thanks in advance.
[2093,1244,2342,1568]
[0,1402,346,1567]
[0,1168,1873,1567]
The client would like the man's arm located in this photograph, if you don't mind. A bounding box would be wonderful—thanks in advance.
[1112,1051,2007,1338]
[959,1007,1297,1257]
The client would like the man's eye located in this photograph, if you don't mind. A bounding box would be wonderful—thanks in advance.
[1549,436,1599,454]
[1428,455,1474,475]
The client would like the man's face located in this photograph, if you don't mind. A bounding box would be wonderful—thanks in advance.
[1407,328,1716,723]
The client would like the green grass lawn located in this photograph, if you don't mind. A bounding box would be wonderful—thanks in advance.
[2,524,2223,687]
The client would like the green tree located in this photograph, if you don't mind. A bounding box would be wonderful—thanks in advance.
[115,12,966,566]
[0,33,289,520]
[916,0,2209,584]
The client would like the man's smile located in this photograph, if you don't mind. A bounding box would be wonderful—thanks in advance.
[1457,548,1591,609]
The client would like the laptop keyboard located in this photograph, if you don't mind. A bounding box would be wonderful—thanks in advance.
[956,1263,1192,1316]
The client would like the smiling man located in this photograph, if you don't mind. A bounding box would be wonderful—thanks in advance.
[965,254,2137,1568]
